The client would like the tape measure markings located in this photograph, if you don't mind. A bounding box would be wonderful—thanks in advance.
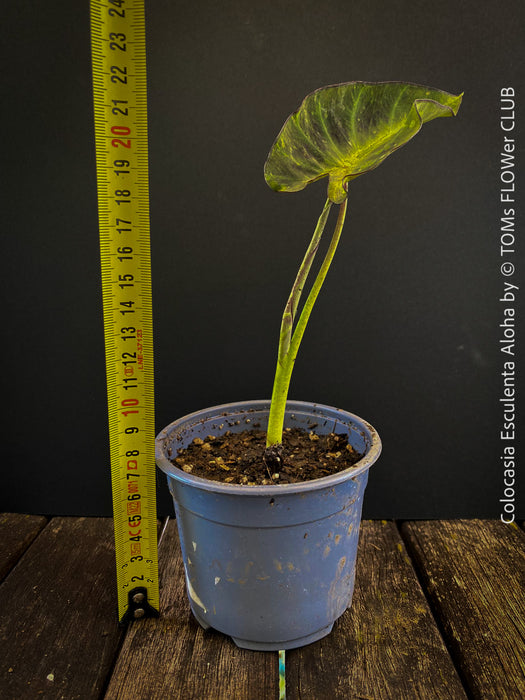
[91,0,159,622]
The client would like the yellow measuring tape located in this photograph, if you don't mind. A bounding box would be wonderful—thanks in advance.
[91,0,159,622]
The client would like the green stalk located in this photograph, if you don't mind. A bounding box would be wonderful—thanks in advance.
[266,196,348,448]
[278,198,332,362]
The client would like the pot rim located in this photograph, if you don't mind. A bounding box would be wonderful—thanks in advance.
[155,399,382,496]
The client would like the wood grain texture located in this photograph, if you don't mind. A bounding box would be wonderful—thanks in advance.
[104,519,278,700]
[0,513,47,582]
[2,518,520,699]
[0,517,124,700]
[402,519,525,700]
[286,520,467,700]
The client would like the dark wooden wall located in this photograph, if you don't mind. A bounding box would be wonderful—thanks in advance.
[3,0,524,517]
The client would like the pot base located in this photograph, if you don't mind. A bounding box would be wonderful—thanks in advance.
[191,606,334,651]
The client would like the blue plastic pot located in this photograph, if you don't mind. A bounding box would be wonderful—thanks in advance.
[155,400,381,651]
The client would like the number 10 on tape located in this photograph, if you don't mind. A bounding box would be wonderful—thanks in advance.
[90,0,159,622]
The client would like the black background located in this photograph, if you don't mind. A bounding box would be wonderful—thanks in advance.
[2,0,523,518]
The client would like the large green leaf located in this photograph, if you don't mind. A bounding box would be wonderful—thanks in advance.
[264,82,463,204]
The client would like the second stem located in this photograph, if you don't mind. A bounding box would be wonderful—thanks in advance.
[266,195,349,448]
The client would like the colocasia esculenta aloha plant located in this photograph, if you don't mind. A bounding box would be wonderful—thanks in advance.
[262,81,462,468]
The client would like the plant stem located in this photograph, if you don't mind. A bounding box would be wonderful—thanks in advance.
[278,198,332,362]
[266,196,348,448]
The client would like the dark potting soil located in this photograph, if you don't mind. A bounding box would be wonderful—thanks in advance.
[169,427,362,485]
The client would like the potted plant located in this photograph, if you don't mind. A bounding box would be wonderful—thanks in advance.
[155,81,462,650]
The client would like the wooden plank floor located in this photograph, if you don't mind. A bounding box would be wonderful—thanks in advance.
[1,517,524,700]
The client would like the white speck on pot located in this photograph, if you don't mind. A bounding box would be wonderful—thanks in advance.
[184,567,207,613]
